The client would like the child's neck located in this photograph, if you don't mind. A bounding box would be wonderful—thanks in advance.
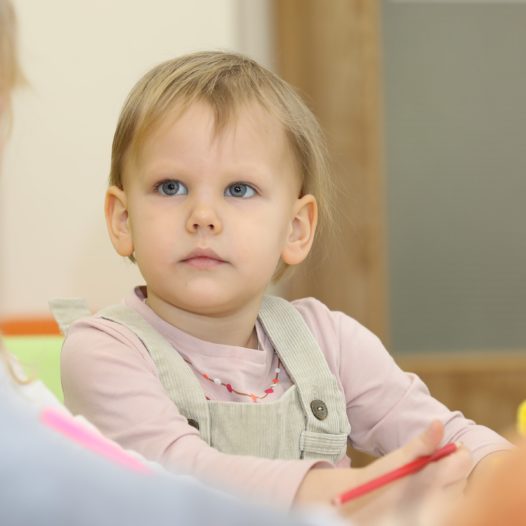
[145,293,261,349]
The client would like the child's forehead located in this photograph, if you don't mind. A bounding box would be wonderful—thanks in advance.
[153,98,285,142]
[129,99,292,167]
[123,98,300,181]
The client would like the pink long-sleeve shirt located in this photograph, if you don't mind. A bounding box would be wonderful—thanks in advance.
[61,287,508,506]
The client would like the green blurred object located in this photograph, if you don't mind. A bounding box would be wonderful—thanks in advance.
[4,335,64,401]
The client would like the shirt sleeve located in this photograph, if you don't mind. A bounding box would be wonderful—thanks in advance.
[333,310,511,465]
[292,298,510,468]
[61,318,331,508]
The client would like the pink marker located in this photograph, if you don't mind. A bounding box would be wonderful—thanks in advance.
[40,407,152,475]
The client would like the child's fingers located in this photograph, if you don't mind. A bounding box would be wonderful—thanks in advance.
[443,478,468,497]
[344,420,469,521]
[412,446,472,490]
[341,450,470,525]
[436,447,472,487]
[363,421,446,480]
[403,420,445,458]
[390,420,446,465]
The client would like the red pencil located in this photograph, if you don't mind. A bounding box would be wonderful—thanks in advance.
[332,442,460,506]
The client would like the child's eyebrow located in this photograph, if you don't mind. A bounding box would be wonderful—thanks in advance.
[140,162,187,178]
[141,162,276,181]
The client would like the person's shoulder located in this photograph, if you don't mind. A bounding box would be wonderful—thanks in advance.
[289,296,361,333]
[288,296,384,353]
[62,304,148,366]
[289,296,327,311]
[61,304,159,393]
[64,288,145,347]
[65,310,132,345]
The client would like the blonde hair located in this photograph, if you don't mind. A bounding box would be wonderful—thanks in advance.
[0,344,30,384]
[0,0,24,133]
[0,0,25,382]
[109,51,333,278]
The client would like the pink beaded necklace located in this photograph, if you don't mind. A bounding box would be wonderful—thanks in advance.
[183,341,282,403]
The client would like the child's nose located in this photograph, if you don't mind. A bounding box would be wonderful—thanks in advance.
[186,202,223,234]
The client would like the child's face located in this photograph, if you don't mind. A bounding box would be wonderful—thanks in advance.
[106,101,316,316]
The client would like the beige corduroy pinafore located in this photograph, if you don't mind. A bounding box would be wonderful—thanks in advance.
[51,295,350,463]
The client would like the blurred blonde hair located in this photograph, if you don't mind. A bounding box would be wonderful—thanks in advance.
[109,51,333,279]
[0,0,24,134]
[0,342,30,384]
[0,0,26,383]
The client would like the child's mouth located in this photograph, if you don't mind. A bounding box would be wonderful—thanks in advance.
[182,256,225,270]
[181,248,226,269]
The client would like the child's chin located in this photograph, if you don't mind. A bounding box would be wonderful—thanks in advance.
[173,288,240,313]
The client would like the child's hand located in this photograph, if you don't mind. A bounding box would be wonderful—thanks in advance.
[295,421,472,523]
[353,420,470,487]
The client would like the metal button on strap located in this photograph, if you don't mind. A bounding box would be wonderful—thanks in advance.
[188,418,200,430]
[310,400,328,420]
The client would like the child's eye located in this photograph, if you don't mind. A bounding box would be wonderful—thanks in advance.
[224,183,256,198]
[156,180,187,196]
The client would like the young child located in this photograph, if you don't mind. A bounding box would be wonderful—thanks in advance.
[1,4,489,523]
[1,4,342,524]
[58,51,508,508]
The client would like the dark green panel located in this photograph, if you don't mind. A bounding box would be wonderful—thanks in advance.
[382,2,526,352]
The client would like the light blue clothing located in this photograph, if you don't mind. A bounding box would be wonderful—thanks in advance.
[0,363,342,526]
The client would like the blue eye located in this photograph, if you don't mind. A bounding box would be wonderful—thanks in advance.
[225,183,256,198]
[157,180,187,196]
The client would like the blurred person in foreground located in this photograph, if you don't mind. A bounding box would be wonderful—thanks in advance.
[0,1,491,525]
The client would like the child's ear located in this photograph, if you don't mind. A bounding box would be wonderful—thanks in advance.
[105,186,134,257]
[281,194,318,266]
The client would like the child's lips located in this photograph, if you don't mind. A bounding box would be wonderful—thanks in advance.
[181,248,227,269]
[182,256,226,270]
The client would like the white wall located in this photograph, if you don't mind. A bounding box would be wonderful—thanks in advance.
[0,0,273,317]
